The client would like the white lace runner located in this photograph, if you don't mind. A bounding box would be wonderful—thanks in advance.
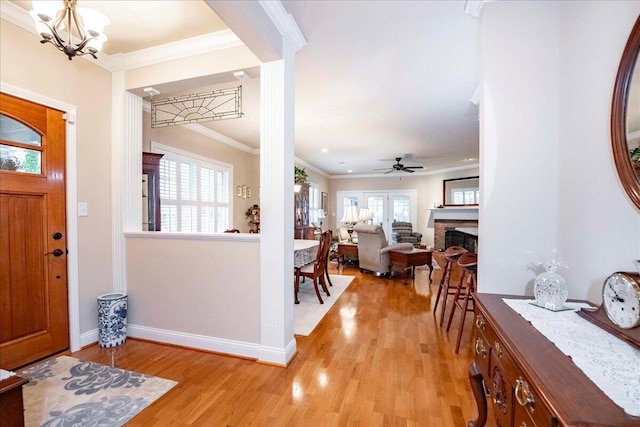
[502,298,640,417]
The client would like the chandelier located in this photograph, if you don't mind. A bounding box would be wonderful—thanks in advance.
[30,0,110,60]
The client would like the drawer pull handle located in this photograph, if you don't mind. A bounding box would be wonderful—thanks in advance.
[515,377,536,407]
[494,341,503,359]
[475,314,486,330]
[475,338,486,357]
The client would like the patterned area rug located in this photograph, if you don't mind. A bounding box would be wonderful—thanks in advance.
[17,355,176,426]
[294,274,355,336]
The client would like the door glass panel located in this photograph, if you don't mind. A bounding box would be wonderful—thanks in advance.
[0,144,41,174]
[392,196,410,222]
[0,114,41,147]
[367,196,384,226]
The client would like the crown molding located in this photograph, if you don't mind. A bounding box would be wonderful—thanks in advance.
[294,158,330,178]
[258,0,307,53]
[98,29,243,72]
[184,124,258,155]
[1,2,243,72]
[1,1,38,37]
[329,163,480,179]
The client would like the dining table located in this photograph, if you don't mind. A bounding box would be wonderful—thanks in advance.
[294,239,319,268]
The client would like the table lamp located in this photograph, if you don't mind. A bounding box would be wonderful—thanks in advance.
[341,206,359,243]
[358,208,371,224]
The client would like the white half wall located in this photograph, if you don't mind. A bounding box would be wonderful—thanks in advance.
[125,234,261,356]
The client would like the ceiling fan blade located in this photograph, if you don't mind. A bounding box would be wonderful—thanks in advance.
[404,166,423,169]
[402,168,415,173]
[374,167,392,171]
[384,169,395,174]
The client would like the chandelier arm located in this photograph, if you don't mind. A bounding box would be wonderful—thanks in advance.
[69,5,87,48]
[44,14,68,49]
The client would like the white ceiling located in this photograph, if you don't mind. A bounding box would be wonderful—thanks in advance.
[9,0,480,177]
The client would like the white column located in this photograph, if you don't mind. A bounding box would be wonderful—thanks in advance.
[259,41,297,365]
[478,2,559,295]
[112,70,142,293]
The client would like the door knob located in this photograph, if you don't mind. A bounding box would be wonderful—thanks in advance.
[52,232,63,240]
[46,249,64,257]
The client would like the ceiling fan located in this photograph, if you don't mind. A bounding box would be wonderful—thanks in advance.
[375,157,424,174]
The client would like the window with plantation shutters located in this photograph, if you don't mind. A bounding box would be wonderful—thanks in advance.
[152,142,233,233]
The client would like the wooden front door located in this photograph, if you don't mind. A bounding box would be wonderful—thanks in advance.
[0,93,68,370]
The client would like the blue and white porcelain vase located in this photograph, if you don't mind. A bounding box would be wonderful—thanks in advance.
[97,292,127,348]
[534,258,568,310]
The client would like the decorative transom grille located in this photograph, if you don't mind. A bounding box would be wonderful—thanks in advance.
[151,86,242,128]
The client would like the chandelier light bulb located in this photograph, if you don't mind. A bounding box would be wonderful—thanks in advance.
[77,7,110,36]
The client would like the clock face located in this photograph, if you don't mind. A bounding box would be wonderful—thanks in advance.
[602,273,640,329]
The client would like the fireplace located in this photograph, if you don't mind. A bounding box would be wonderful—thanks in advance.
[427,208,479,251]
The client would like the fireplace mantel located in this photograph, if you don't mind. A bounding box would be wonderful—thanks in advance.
[427,207,479,228]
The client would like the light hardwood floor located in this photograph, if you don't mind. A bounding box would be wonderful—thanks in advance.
[72,256,480,426]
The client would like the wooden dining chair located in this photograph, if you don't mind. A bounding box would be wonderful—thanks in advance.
[295,231,331,304]
[322,230,334,287]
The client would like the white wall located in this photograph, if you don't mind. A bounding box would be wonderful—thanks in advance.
[1,19,113,337]
[556,1,640,302]
[479,0,640,301]
[479,1,560,295]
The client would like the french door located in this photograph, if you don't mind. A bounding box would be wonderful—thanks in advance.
[336,190,417,239]
[0,93,69,369]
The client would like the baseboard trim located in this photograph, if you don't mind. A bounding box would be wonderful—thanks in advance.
[257,337,298,366]
[127,324,261,359]
[80,329,99,348]
[79,325,289,362]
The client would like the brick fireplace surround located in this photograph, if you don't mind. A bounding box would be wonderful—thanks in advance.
[434,219,479,251]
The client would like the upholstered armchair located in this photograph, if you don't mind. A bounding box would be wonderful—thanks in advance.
[353,224,414,275]
[391,221,422,247]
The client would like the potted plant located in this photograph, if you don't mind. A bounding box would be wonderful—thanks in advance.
[294,166,309,184]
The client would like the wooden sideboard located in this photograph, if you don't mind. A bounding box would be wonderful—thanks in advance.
[469,293,637,427]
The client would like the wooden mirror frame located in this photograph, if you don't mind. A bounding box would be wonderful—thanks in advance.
[612,15,640,210]
[442,176,479,207]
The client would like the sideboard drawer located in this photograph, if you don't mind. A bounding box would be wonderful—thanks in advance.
[474,312,497,380]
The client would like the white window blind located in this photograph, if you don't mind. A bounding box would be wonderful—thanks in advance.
[153,142,232,233]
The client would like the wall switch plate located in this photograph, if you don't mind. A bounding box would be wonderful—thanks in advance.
[78,202,88,217]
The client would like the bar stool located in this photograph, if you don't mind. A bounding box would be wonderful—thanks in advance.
[445,252,477,353]
[433,245,468,326]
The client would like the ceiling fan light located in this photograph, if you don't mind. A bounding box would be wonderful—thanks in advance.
[77,7,110,36]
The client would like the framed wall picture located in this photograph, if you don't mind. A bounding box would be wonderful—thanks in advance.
[247,187,252,198]
[237,186,242,197]
[321,192,328,214]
